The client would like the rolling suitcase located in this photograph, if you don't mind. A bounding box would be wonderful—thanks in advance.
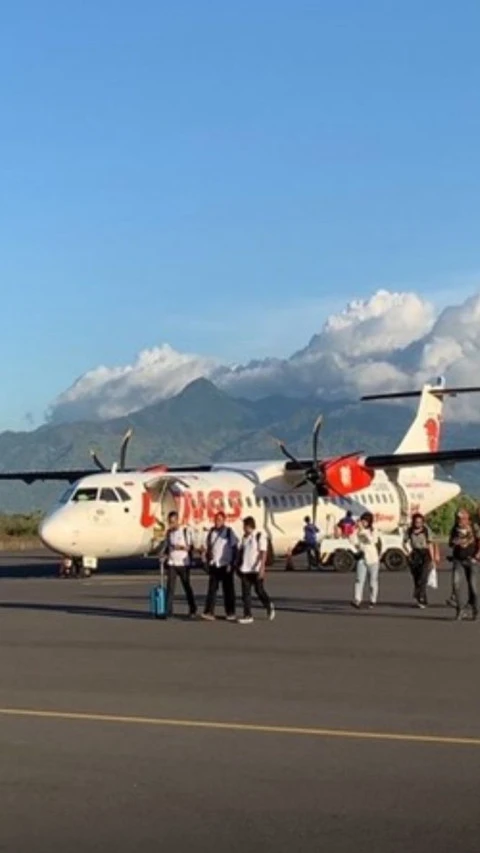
[149,561,167,618]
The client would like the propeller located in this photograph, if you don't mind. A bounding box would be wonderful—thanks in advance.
[90,428,133,473]
[274,416,354,524]
[274,415,326,524]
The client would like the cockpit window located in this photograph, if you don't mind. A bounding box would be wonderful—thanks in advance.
[59,486,75,504]
[72,488,98,502]
[116,487,132,502]
[100,488,119,502]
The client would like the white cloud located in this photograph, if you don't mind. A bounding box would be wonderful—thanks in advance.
[47,287,480,423]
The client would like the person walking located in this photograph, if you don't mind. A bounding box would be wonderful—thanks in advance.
[201,511,238,621]
[237,516,275,624]
[351,512,382,609]
[303,515,320,569]
[448,508,480,621]
[403,512,436,608]
[163,510,197,618]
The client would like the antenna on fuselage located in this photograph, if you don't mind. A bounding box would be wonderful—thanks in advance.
[90,428,133,474]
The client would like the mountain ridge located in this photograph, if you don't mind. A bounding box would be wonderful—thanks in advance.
[1,378,479,512]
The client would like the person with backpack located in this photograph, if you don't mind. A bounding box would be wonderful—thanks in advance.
[448,508,480,621]
[201,511,238,621]
[350,511,382,609]
[237,516,275,624]
[403,512,436,608]
[336,510,356,538]
[163,510,197,618]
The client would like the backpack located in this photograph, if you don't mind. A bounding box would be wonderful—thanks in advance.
[237,530,274,567]
[165,527,192,560]
[206,526,236,564]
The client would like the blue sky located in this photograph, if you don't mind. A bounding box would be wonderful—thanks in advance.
[1,0,480,430]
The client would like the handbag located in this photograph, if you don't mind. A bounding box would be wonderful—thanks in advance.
[427,566,438,589]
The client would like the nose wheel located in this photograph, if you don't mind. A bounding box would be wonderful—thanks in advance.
[58,557,95,578]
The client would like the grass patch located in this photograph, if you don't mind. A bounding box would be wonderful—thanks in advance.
[0,513,42,538]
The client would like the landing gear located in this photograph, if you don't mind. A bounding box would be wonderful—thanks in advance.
[58,556,97,578]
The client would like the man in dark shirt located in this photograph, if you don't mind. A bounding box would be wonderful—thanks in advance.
[448,508,480,621]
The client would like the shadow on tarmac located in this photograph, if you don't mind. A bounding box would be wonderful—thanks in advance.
[0,597,456,621]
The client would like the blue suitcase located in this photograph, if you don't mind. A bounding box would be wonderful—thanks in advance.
[149,562,166,618]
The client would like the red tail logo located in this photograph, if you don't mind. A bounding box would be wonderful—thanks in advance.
[423,416,441,452]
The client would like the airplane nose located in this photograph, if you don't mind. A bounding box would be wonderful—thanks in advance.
[39,515,71,554]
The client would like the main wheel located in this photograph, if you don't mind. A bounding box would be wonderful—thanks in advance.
[331,549,356,573]
[383,548,408,572]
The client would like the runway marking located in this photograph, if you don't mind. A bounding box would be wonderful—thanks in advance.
[0,707,479,746]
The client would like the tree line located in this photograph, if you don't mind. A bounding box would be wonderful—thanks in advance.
[426,495,478,537]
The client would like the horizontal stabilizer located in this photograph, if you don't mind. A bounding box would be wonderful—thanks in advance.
[361,385,480,401]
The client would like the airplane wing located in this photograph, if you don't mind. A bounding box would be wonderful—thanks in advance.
[363,448,480,469]
[0,464,213,485]
[0,469,96,484]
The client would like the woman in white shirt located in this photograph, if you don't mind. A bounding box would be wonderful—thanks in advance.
[351,511,382,609]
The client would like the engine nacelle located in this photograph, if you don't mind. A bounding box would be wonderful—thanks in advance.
[323,455,374,496]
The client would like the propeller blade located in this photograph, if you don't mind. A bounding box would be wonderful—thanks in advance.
[312,489,318,526]
[119,428,133,470]
[312,414,323,465]
[90,450,107,471]
[272,437,302,467]
[294,478,308,489]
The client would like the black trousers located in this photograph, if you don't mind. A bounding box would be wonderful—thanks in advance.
[204,565,236,616]
[240,572,272,617]
[409,549,431,604]
[165,564,197,616]
[306,545,319,569]
[452,558,478,613]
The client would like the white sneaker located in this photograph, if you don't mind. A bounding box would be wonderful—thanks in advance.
[268,605,275,621]
[237,616,254,624]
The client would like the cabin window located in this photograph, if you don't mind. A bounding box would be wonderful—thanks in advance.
[116,488,132,502]
[100,488,119,502]
[382,494,388,504]
[279,495,287,506]
[375,494,381,503]
[72,488,98,502]
[271,496,279,507]
[255,497,262,507]
[288,495,296,507]
[246,497,252,508]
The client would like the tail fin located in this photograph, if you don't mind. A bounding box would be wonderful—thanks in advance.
[361,377,480,457]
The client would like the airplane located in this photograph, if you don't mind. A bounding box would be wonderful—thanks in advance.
[1,377,480,574]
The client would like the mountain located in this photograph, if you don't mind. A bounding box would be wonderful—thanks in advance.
[1,378,480,513]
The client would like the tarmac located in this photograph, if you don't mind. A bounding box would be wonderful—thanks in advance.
[1,550,480,852]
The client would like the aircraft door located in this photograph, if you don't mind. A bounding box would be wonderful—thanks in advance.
[391,479,409,529]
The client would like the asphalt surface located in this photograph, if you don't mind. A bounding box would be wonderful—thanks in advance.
[1,550,480,852]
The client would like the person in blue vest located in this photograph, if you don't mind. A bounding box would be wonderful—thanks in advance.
[163,511,197,618]
[303,516,320,569]
[201,511,239,621]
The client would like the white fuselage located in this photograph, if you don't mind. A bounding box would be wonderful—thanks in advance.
[38,460,460,561]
